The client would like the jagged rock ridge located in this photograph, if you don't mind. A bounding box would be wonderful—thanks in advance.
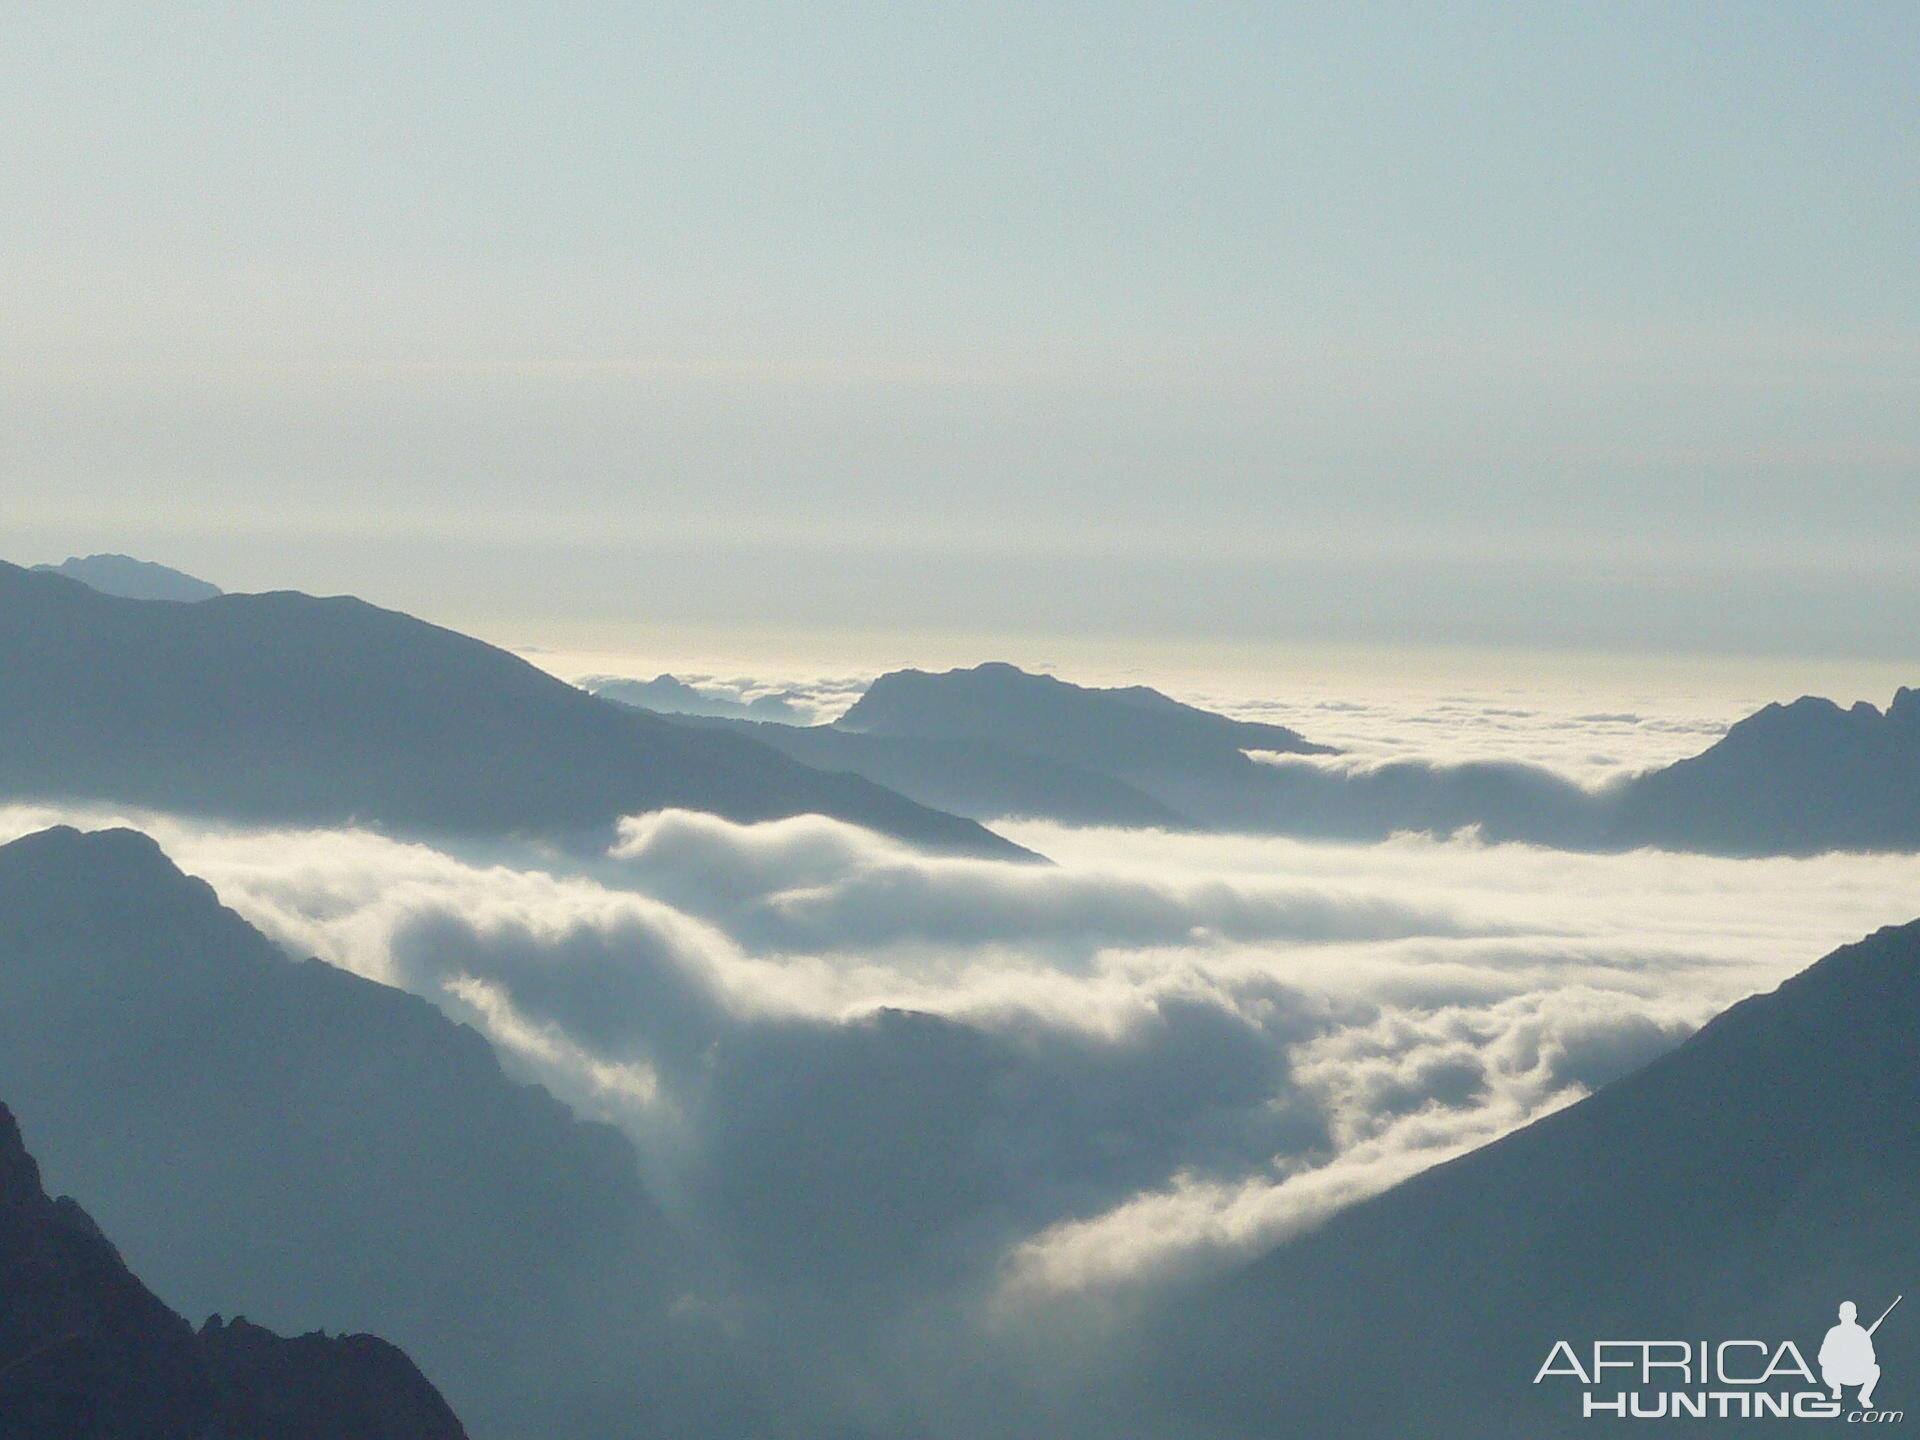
[0,1099,466,1440]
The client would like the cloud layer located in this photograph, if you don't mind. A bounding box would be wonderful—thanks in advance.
[2,801,1913,1321]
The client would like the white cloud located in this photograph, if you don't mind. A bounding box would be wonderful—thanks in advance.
[1001,982,1702,1297]
[1,800,1914,1306]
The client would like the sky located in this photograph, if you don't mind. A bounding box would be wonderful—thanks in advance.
[3,1,1916,661]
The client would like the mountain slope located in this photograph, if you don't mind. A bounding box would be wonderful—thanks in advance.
[822,662,1333,830]
[1611,689,1920,854]
[647,711,1195,828]
[0,824,722,1439]
[1129,919,1920,1437]
[0,1099,467,1440]
[0,561,1025,858]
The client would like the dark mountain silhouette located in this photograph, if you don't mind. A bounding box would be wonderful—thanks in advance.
[583,672,809,723]
[0,1099,466,1440]
[0,824,740,1439]
[196,1315,468,1440]
[1126,919,1920,1437]
[1610,689,1920,855]
[0,561,1026,859]
[31,553,223,602]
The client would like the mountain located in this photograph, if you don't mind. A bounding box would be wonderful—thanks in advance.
[196,1316,469,1440]
[1611,689,1920,855]
[0,1099,467,1440]
[643,712,1195,828]
[670,661,1322,831]
[0,561,1026,859]
[0,824,723,1439]
[838,663,1331,769]
[31,553,223,602]
[1125,919,1920,1437]
[583,672,809,723]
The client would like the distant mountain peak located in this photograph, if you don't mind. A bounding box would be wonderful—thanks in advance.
[1737,690,1910,731]
[1609,686,1920,854]
[31,553,222,603]
[3,822,172,867]
[838,661,1334,757]
[0,1101,46,1202]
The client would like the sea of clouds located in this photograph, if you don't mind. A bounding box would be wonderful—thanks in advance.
[3,797,1915,1323]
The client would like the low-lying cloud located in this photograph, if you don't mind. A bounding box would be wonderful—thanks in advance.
[2,801,1913,1325]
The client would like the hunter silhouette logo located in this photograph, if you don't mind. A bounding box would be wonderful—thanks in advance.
[1822,1297,1900,1411]
[1533,1295,1905,1421]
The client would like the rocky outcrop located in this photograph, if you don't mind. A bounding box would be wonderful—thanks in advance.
[199,1315,467,1440]
[0,1102,467,1440]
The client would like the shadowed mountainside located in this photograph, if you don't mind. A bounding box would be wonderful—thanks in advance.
[0,561,1026,859]
[631,711,1195,829]
[1124,918,1920,1437]
[1611,689,1920,855]
[0,824,746,1440]
[0,1099,467,1440]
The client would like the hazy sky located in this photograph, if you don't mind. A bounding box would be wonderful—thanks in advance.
[3,2,1915,658]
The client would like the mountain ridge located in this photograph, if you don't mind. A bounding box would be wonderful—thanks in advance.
[0,561,1029,860]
